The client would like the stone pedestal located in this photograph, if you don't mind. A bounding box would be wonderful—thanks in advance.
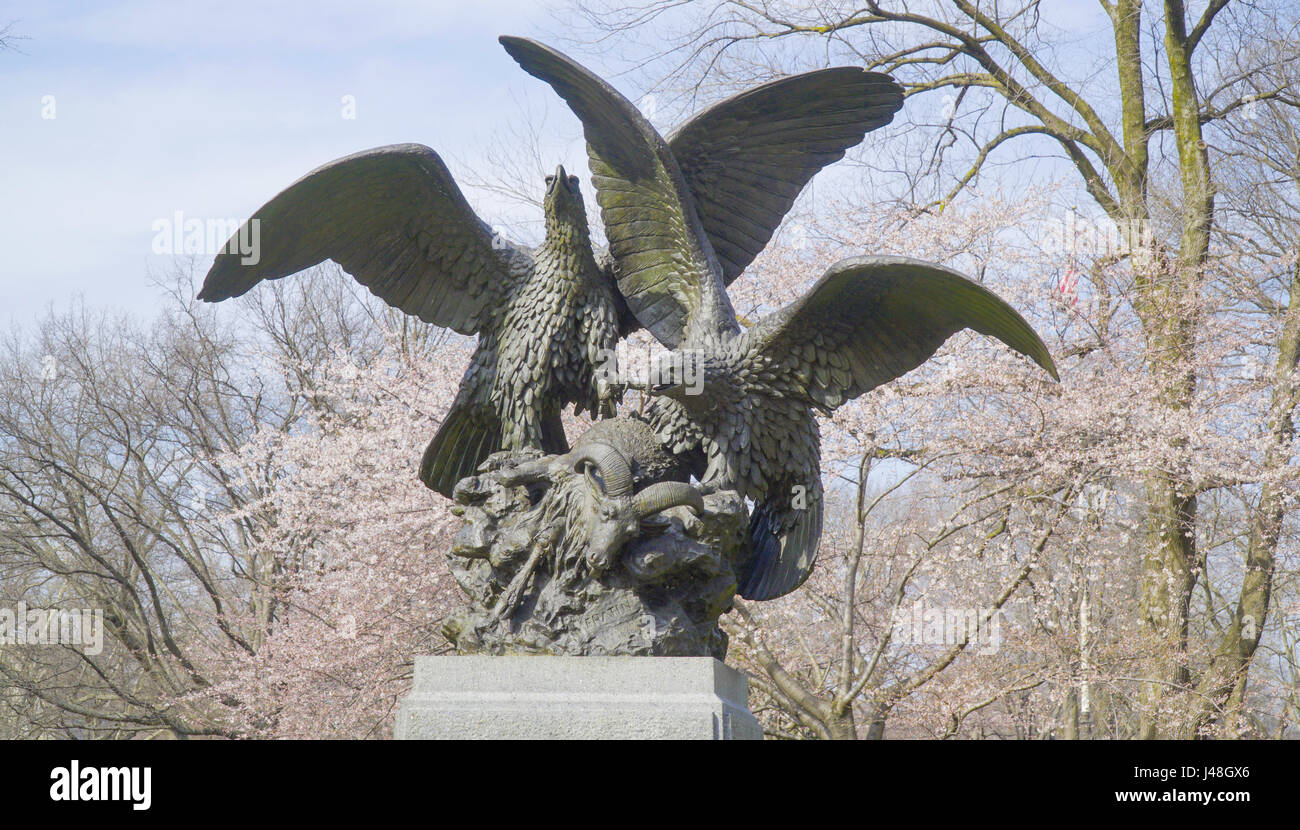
[394,656,762,740]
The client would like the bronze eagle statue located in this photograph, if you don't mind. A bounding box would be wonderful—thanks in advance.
[197,48,907,498]
[501,37,1059,601]
[197,146,619,496]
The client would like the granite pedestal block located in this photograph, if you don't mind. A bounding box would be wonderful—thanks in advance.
[394,656,762,740]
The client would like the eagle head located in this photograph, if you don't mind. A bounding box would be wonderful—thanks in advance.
[648,349,714,402]
[543,164,587,230]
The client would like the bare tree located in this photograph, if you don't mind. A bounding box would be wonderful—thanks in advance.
[569,0,1300,739]
[0,264,435,737]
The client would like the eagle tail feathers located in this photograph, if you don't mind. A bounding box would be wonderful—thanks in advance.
[419,404,504,498]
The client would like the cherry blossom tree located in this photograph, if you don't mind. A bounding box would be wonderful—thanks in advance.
[714,179,1298,738]
[0,266,469,738]
[562,0,1300,739]
[187,338,467,738]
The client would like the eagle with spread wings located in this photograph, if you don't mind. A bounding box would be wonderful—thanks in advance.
[197,45,905,499]
[501,37,1059,601]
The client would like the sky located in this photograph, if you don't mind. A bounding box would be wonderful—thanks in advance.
[0,0,619,327]
[0,1,1118,330]
[0,1,1118,512]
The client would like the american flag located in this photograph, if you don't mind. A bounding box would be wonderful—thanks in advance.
[1056,266,1080,306]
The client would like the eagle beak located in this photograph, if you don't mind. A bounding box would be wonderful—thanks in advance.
[545,165,571,196]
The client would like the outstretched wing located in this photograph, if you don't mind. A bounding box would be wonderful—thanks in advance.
[736,256,1056,601]
[668,69,904,284]
[500,36,737,349]
[198,143,531,336]
[746,255,1059,410]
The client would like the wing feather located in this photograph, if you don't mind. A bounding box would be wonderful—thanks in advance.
[668,69,904,284]
[744,256,1058,410]
[198,143,530,336]
[500,36,737,349]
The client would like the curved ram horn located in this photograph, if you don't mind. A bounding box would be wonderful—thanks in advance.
[567,442,635,497]
[633,482,704,518]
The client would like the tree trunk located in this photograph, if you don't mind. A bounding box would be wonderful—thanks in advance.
[1133,0,1215,739]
